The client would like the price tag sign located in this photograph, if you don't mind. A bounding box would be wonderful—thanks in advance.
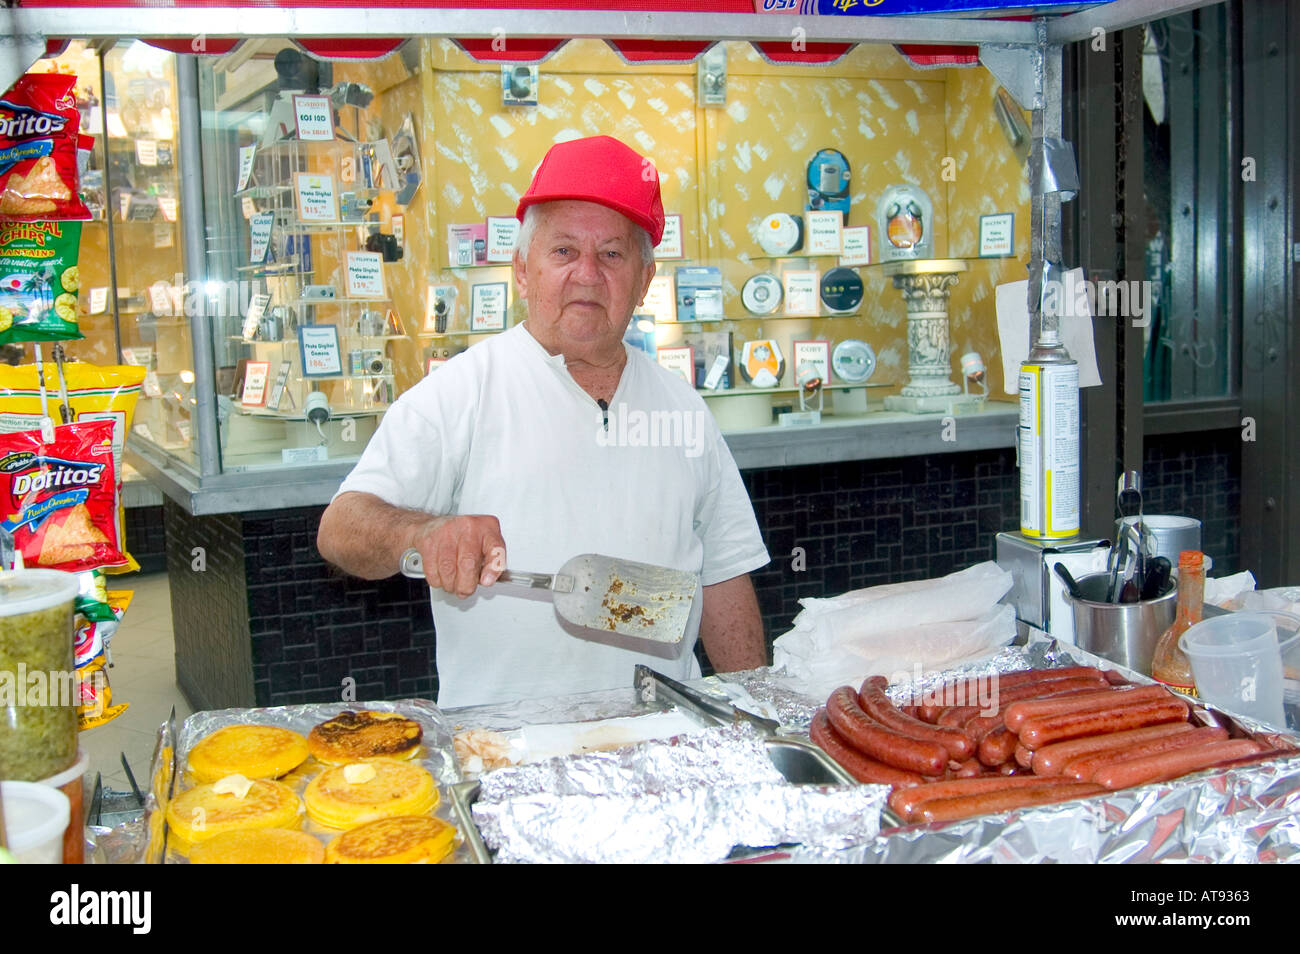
[135,139,158,166]
[782,270,819,317]
[147,283,173,316]
[249,212,274,264]
[267,361,294,411]
[143,370,163,398]
[299,325,343,377]
[293,94,335,141]
[345,251,387,298]
[654,214,684,260]
[656,346,694,386]
[295,173,337,222]
[153,223,173,249]
[839,226,871,266]
[88,287,108,315]
[121,346,153,368]
[157,196,178,222]
[805,210,843,256]
[240,195,256,220]
[980,213,1015,257]
[642,275,677,324]
[485,217,519,263]
[391,214,405,249]
[241,361,271,407]
[242,292,270,341]
[236,144,257,192]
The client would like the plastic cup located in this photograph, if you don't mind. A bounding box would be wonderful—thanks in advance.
[36,748,88,864]
[0,780,71,863]
[1180,612,1294,728]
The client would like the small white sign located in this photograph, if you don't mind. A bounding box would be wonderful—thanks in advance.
[240,195,256,220]
[236,144,257,192]
[249,212,274,263]
[793,339,832,385]
[153,223,172,248]
[299,325,343,376]
[88,287,108,315]
[391,214,404,249]
[142,370,163,398]
[119,193,132,220]
[176,420,192,444]
[147,283,173,315]
[470,282,508,331]
[293,94,335,141]
[121,346,153,368]
[135,139,158,167]
[657,346,695,386]
[805,211,843,256]
[282,445,328,464]
[241,361,271,406]
[839,226,872,266]
[295,173,338,222]
[782,270,819,316]
[485,216,519,263]
[980,213,1015,257]
[242,293,271,341]
[157,196,178,222]
[654,214,684,260]
[641,275,677,324]
[267,361,294,411]
[345,251,387,298]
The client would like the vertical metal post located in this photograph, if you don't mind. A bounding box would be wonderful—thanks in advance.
[176,54,221,477]
[1027,19,1064,342]
[96,46,123,364]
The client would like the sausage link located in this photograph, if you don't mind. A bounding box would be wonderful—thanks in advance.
[888,775,1083,822]
[978,726,1019,767]
[1014,744,1035,769]
[951,758,986,778]
[1004,685,1173,733]
[858,677,976,761]
[962,678,1113,740]
[1062,726,1229,781]
[809,709,927,787]
[1019,697,1190,749]
[1030,723,1196,776]
[916,781,1106,824]
[824,686,949,776]
[1093,739,1262,790]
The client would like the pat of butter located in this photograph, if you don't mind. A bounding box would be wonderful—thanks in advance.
[343,763,377,784]
[213,774,253,798]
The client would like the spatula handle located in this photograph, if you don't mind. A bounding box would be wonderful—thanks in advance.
[399,549,561,591]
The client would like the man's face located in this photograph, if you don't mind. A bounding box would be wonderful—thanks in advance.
[514,200,656,355]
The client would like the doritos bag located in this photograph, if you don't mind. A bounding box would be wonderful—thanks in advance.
[0,73,90,222]
[0,418,127,572]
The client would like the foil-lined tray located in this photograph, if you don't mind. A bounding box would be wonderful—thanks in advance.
[774,637,1300,863]
[137,699,471,864]
[468,723,889,863]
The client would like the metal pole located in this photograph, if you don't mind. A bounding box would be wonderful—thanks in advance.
[96,46,123,364]
[176,54,222,477]
[1027,20,1064,344]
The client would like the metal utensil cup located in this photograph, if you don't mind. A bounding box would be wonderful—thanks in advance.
[1067,571,1179,675]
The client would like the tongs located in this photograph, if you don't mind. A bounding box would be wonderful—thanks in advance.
[634,665,779,736]
[1105,520,1145,603]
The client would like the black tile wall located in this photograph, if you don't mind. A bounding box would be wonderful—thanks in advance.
[124,504,166,574]
[1141,429,1242,574]
[164,500,255,711]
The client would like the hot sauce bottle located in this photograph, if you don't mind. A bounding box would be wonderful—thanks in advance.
[1150,550,1204,695]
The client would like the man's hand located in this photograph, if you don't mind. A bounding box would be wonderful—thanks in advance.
[318,492,506,597]
[415,514,508,598]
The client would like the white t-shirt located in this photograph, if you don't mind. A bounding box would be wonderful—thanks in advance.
[335,323,769,707]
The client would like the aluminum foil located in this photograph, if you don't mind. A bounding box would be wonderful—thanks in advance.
[471,723,888,863]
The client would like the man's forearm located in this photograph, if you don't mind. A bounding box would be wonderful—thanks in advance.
[698,573,767,672]
[317,491,439,579]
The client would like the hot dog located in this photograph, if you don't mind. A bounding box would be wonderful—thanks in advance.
[1061,726,1229,781]
[961,677,1115,740]
[857,676,976,761]
[935,674,1110,730]
[1092,739,1262,790]
[915,666,1106,723]
[1003,685,1173,733]
[824,686,949,776]
[1030,722,1195,776]
[978,726,1019,767]
[809,709,928,787]
[888,775,1086,822]
[915,781,1106,824]
[1015,744,1035,769]
[1018,696,1190,749]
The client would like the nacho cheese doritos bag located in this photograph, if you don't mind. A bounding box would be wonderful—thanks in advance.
[0,73,90,222]
[0,418,127,572]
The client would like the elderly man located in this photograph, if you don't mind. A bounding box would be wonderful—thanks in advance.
[317,135,769,706]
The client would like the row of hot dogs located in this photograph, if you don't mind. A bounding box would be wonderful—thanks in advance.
[809,665,1296,825]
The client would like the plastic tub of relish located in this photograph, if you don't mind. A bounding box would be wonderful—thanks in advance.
[0,569,80,781]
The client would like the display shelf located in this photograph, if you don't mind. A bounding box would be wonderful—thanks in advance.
[700,381,891,398]
[282,296,391,306]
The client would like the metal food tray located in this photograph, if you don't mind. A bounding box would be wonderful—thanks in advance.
[143,699,482,864]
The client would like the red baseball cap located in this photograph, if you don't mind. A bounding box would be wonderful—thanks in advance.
[516,136,665,247]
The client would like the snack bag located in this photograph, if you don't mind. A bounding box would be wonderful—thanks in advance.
[0,219,82,343]
[0,73,90,222]
[0,362,146,571]
[76,586,131,730]
[0,418,127,572]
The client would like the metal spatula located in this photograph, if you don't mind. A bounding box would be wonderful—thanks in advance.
[401,549,699,644]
